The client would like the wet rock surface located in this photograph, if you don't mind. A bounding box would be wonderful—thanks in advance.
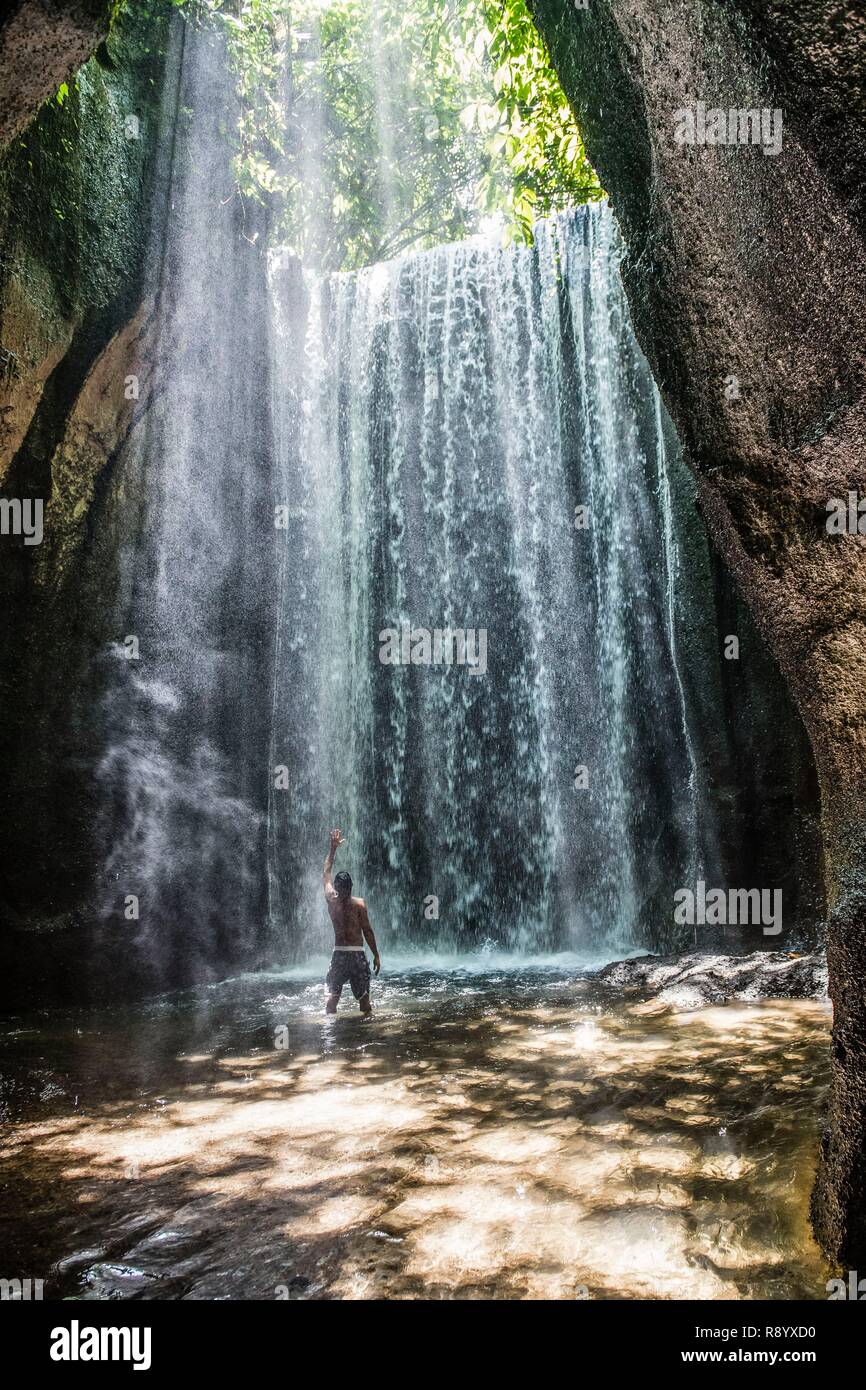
[595,949,828,1012]
[529,0,866,1266]
[0,1,114,151]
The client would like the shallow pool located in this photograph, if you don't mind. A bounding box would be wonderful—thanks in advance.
[0,960,832,1300]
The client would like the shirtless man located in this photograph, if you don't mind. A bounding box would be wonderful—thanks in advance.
[323,829,381,1016]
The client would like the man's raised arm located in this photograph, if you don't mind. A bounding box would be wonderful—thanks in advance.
[323,828,343,900]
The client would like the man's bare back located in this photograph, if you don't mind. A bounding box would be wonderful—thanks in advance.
[326,893,368,948]
[322,829,380,1015]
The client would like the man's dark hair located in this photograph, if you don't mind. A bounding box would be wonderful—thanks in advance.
[333,871,353,899]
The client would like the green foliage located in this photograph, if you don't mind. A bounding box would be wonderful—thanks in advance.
[481,0,601,241]
[172,0,601,269]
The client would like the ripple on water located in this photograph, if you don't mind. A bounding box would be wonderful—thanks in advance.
[0,966,832,1300]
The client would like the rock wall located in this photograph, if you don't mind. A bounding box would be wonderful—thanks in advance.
[527,0,866,1264]
[0,1,115,149]
[0,1,176,1000]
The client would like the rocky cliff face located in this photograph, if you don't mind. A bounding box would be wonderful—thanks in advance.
[0,1,115,149]
[0,2,172,493]
[0,2,176,999]
[527,0,866,1264]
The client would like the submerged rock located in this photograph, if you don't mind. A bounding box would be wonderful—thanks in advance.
[595,949,828,1010]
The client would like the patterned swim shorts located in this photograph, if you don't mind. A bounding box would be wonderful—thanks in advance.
[326,950,372,1000]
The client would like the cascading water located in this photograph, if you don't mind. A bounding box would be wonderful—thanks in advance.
[89,25,278,988]
[268,206,726,959]
[81,24,811,989]
[0,5,835,1313]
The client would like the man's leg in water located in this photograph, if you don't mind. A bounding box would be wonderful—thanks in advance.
[349,954,373,1016]
[325,953,346,1014]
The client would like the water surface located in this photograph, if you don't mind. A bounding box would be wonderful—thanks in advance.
[0,962,831,1300]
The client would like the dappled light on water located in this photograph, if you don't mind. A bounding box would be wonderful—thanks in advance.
[0,968,831,1300]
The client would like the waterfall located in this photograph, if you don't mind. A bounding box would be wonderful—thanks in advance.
[85,21,806,986]
[0,16,814,1012]
[268,205,722,958]
[89,25,278,987]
